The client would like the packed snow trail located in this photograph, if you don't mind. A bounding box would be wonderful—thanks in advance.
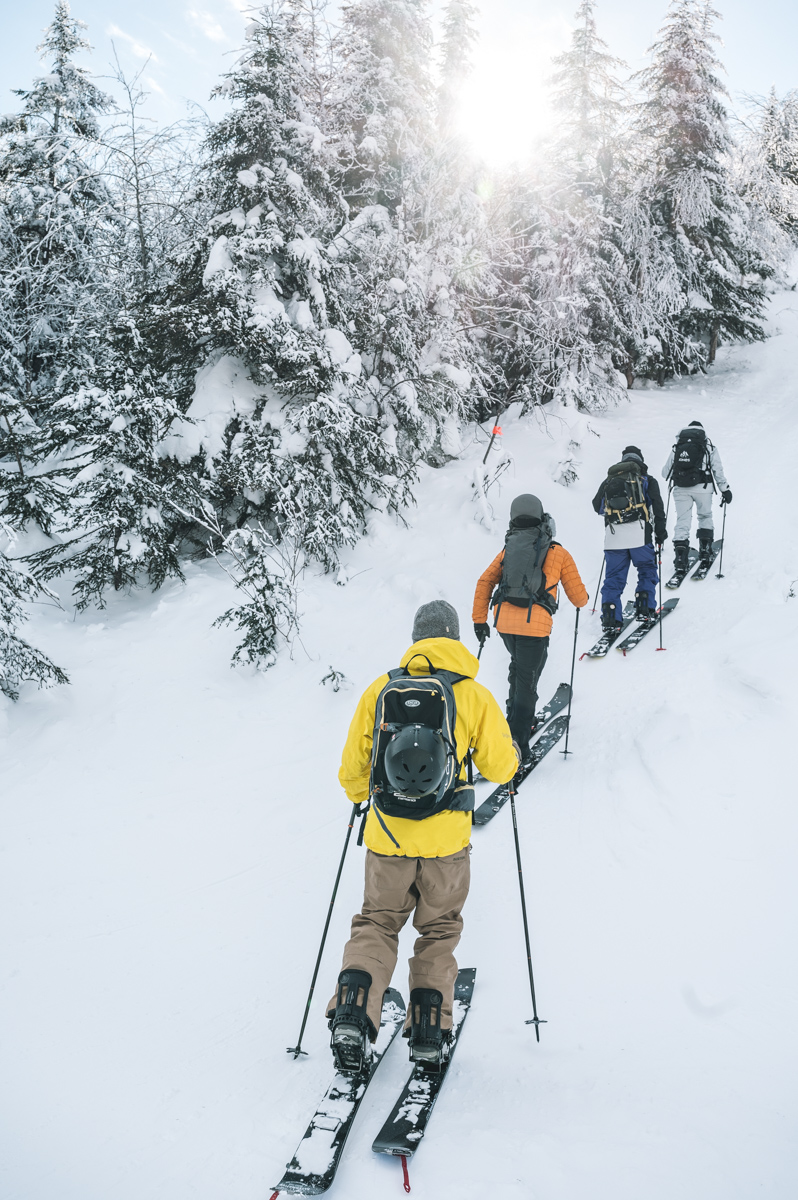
[2,288,798,1200]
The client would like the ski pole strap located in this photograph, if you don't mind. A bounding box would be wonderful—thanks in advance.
[400,1154,411,1193]
[356,802,370,847]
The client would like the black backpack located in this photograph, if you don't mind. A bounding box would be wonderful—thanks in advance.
[369,656,473,839]
[669,428,712,488]
[492,518,557,624]
[603,460,651,525]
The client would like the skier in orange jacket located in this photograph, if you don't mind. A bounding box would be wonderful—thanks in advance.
[472,494,588,758]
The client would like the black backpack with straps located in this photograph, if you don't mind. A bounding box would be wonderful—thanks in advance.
[603,460,651,525]
[492,517,558,625]
[669,427,712,488]
[369,655,474,827]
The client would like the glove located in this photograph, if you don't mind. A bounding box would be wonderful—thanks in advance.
[656,529,668,546]
[721,489,732,505]
[474,622,490,645]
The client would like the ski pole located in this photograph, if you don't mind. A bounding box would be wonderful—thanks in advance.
[509,779,546,1041]
[716,503,727,579]
[287,805,365,1058]
[482,411,502,464]
[656,485,671,652]
[560,606,580,757]
[590,557,605,614]
[656,542,666,652]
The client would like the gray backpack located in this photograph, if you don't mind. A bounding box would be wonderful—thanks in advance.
[493,518,557,624]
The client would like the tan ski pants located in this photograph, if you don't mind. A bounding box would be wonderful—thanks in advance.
[327,846,471,1036]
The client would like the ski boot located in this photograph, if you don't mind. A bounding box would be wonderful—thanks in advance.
[328,969,376,1075]
[673,539,689,574]
[697,528,714,567]
[634,591,654,621]
[601,601,622,632]
[407,987,450,1073]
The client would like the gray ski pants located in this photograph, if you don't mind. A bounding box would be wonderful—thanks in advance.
[673,484,715,540]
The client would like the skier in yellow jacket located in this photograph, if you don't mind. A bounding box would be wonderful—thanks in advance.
[327,600,518,1073]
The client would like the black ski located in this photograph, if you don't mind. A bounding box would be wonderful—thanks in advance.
[665,548,699,589]
[532,681,572,726]
[581,601,636,659]
[615,597,679,654]
[473,714,568,827]
[274,989,406,1196]
[691,539,722,581]
[371,968,476,1160]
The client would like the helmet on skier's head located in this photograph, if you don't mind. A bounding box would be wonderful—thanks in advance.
[510,493,544,529]
[384,725,448,799]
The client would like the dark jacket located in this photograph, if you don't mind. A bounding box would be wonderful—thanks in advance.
[592,461,667,545]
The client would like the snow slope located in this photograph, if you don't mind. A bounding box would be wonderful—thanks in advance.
[2,287,798,1200]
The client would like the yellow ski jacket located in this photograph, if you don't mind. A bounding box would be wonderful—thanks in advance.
[338,637,519,857]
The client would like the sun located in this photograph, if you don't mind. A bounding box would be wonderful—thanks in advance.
[451,7,572,168]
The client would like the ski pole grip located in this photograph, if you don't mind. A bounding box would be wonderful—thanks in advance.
[356,802,369,847]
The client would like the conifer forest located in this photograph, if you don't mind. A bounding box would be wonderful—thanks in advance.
[2,0,797,689]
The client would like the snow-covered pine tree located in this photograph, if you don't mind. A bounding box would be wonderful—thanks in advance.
[331,0,435,214]
[548,0,627,199]
[157,3,413,665]
[736,89,798,255]
[474,2,634,414]
[0,0,112,535]
[326,0,484,457]
[0,521,68,699]
[437,1,479,140]
[635,0,769,371]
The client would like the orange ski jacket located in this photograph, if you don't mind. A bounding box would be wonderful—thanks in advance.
[472,543,588,637]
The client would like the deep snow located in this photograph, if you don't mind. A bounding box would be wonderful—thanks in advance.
[2,288,798,1200]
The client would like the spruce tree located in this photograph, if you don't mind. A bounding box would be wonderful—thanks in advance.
[158,4,413,665]
[0,1,112,534]
[0,522,68,699]
[636,0,769,371]
[331,0,435,214]
[548,0,627,198]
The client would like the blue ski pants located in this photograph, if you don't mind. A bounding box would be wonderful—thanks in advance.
[602,544,658,614]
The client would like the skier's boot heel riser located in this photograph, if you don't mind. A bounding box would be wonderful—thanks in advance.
[408,987,449,1073]
[329,969,375,1075]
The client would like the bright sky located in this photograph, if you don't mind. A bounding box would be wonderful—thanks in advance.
[2,1,798,166]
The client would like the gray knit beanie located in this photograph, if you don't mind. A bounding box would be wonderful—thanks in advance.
[412,600,460,642]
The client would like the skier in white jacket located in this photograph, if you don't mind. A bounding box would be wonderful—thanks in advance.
[662,421,732,571]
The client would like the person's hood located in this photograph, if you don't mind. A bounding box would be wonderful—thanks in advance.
[400,638,479,680]
[621,451,649,474]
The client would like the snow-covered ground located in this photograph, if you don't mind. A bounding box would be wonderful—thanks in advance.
[3,286,798,1200]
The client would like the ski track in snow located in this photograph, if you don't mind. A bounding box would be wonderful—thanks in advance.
[2,289,798,1199]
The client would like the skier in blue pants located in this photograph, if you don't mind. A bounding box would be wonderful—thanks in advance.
[592,447,668,631]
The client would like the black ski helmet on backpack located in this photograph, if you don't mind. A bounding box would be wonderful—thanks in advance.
[384,725,448,800]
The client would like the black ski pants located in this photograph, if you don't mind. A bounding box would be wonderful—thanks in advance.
[499,632,549,750]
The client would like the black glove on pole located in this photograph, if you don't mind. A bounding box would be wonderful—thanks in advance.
[509,777,546,1041]
[474,623,490,659]
[721,489,732,505]
[560,606,580,757]
[716,502,728,579]
[287,804,365,1058]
